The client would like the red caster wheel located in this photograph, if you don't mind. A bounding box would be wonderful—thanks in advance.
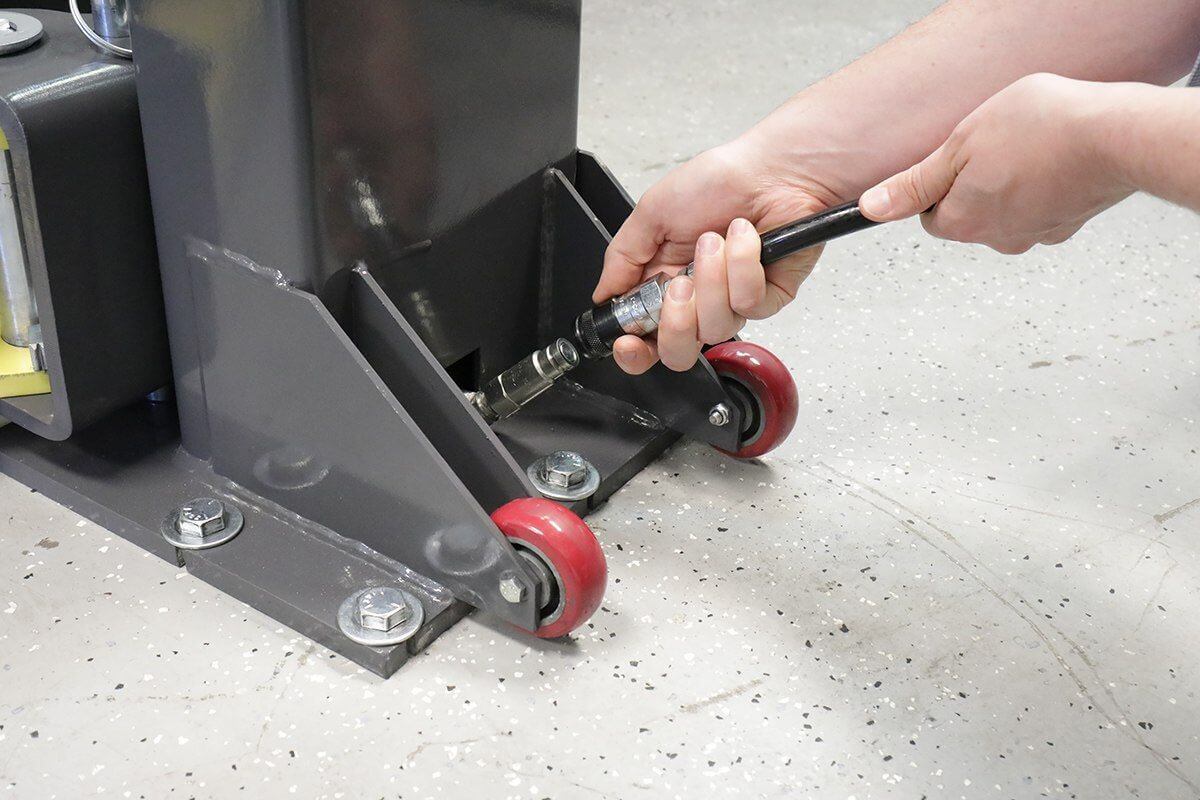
[704,341,799,459]
[490,497,607,639]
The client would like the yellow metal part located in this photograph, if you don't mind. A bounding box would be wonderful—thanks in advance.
[0,338,49,398]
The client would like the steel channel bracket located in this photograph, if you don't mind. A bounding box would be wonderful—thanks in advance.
[540,154,745,452]
[184,238,543,633]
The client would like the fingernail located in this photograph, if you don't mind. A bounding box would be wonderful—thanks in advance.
[859,185,893,217]
[697,232,721,256]
[613,348,632,366]
[668,276,694,302]
[730,218,753,236]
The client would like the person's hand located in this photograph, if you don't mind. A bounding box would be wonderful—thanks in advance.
[595,139,840,374]
[859,73,1134,253]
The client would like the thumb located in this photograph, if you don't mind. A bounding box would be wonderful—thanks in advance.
[859,143,958,222]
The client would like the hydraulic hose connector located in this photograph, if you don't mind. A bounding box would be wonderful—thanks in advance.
[471,338,580,424]
[573,271,681,360]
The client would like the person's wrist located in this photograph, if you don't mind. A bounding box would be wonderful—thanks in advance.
[731,109,848,207]
[1072,81,1148,193]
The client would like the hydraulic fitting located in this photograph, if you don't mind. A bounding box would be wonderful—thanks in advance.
[470,338,580,423]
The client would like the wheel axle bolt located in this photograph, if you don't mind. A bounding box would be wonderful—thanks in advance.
[499,574,526,604]
[356,587,413,632]
[708,403,731,427]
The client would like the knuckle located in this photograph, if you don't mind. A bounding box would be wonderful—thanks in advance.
[921,211,956,241]
[945,122,970,149]
[729,295,758,318]
[901,165,937,210]
[725,228,761,260]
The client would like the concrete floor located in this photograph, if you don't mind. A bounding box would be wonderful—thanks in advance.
[3,2,1200,798]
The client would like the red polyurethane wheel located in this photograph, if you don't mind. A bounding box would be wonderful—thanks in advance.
[491,497,607,639]
[704,341,799,459]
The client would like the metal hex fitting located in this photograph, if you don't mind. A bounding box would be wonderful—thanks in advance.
[337,586,424,647]
[471,338,580,423]
[498,573,526,604]
[527,450,600,502]
[357,587,413,632]
[161,497,244,550]
[177,497,227,537]
[708,403,731,427]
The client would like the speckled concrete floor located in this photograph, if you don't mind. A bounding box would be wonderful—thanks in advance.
[3,2,1199,799]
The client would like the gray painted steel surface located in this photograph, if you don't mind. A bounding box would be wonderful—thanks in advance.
[0,9,168,439]
[0,2,744,674]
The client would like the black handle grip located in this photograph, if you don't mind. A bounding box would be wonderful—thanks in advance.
[759,200,878,264]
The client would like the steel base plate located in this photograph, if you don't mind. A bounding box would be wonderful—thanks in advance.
[0,402,469,677]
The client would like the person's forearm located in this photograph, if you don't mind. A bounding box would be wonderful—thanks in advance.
[1093,85,1200,211]
[741,0,1200,202]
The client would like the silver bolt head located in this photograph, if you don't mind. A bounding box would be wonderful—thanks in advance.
[542,450,588,489]
[499,575,526,604]
[356,587,413,632]
[177,497,228,538]
[708,403,731,427]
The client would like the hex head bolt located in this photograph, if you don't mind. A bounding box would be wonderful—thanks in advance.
[178,498,227,539]
[356,587,413,632]
[526,450,601,502]
[161,497,245,550]
[498,574,527,604]
[337,586,424,647]
[544,451,588,489]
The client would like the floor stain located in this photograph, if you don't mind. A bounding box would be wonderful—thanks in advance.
[678,677,764,714]
[1154,498,1200,525]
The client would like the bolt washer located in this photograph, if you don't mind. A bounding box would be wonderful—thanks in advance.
[337,587,424,647]
[527,452,601,502]
[0,13,43,55]
[160,502,244,550]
